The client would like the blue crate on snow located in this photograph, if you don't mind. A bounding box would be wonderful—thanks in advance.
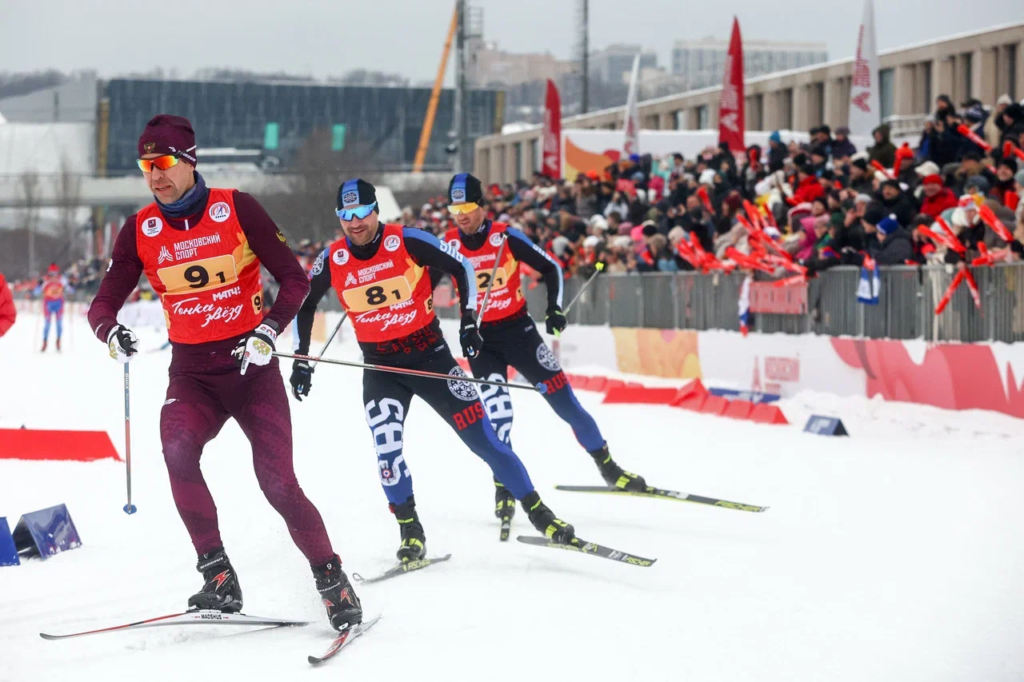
[803,415,849,437]
[11,504,82,560]
[0,517,19,567]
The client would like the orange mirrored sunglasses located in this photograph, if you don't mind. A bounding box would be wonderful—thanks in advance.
[136,155,180,173]
[448,202,480,215]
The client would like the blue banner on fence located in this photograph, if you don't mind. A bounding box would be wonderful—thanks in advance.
[12,504,82,559]
[707,388,780,404]
[0,518,19,567]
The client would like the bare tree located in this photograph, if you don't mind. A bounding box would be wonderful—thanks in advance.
[53,157,82,263]
[256,129,382,244]
[19,170,41,277]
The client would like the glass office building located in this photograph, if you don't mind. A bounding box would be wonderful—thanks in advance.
[102,78,502,174]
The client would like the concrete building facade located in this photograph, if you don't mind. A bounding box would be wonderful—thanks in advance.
[475,23,1024,185]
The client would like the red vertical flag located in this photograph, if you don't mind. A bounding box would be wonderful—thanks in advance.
[718,17,745,153]
[542,79,561,179]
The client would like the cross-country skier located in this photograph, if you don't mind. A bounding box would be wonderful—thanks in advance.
[87,115,361,631]
[292,178,577,561]
[440,173,647,525]
[36,263,73,352]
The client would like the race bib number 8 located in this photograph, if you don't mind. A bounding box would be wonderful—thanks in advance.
[342,275,414,312]
[157,255,238,294]
[476,268,508,291]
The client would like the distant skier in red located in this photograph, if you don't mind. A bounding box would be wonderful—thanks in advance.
[35,263,72,351]
[87,114,362,631]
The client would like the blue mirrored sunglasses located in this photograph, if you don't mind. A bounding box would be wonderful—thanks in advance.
[335,202,377,221]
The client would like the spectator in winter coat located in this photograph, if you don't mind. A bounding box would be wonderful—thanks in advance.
[790,165,825,206]
[959,106,991,158]
[832,126,857,161]
[868,124,897,168]
[0,271,15,337]
[985,95,1013,148]
[919,175,958,218]
[992,158,1019,210]
[998,104,1024,148]
[878,180,917,227]
[847,159,874,195]
[768,131,788,173]
[872,215,914,265]
[934,95,956,126]
[954,151,997,196]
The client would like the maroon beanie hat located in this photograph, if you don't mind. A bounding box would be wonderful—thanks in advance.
[137,114,197,165]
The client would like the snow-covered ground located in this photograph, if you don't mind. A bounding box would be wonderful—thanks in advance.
[1,310,1023,682]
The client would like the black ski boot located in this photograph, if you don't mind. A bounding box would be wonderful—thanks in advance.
[187,547,243,613]
[312,554,362,632]
[392,497,426,562]
[522,491,576,544]
[494,479,516,521]
[589,443,647,492]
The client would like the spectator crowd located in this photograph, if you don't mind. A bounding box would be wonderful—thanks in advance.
[340,93,1024,283]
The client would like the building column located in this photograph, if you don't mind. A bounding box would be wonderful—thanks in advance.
[504,142,517,182]
[893,64,915,116]
[706,101,719,130]
[686,107,700,130]
[762,91,780,131]
[955,52,971,103]
[521,137,534,178]
[976,47,997,106]
[914,63,931,114]
[475,146,490,184]
[1016,41,1024,102]
[823,79,840,129]
[489,144,504,184]
[934,56,954,103]
[658,111,676,130]
[792,85,810,132]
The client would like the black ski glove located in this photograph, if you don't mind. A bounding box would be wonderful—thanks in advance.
[545,305,568,336]
[290,360,314,401]
[459,314,484,359]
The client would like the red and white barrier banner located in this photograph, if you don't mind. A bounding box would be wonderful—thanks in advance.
[448,319,1024,420]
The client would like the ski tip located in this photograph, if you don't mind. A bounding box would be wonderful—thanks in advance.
[39,633,57,641]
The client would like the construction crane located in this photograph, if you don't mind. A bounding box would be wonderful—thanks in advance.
[413,4,458,173]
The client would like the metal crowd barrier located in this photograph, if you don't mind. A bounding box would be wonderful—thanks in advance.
[21,261,1024,343]
[513,262,1024,344]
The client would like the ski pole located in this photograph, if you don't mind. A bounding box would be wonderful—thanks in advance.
[310,311,347,368]
[122,363,137,515]
[273,351,547,393]
[476,233,507,319]
[563,261,605,315]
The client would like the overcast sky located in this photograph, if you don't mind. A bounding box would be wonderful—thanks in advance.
[3,0,1022,85]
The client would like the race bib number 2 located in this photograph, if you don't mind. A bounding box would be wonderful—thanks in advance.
[342,275,414,312]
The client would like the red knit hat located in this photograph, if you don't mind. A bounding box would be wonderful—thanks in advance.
[922,174,943,186]
[137,115,197,165]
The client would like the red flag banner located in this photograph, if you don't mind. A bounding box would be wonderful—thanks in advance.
[542,79,561,178]
[718,18,745,153]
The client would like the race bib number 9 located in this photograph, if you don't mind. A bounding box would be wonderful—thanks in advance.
[342,275,414,312]
[157,255,238,294]
[476,267,508,292]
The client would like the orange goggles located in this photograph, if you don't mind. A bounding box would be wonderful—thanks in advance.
[136,155,180,173]
[448,202,479,215]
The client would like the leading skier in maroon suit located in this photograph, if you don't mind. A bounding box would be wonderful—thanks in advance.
[88,114,361,631]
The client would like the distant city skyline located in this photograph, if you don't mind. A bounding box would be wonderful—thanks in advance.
[3,0,1022,87]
